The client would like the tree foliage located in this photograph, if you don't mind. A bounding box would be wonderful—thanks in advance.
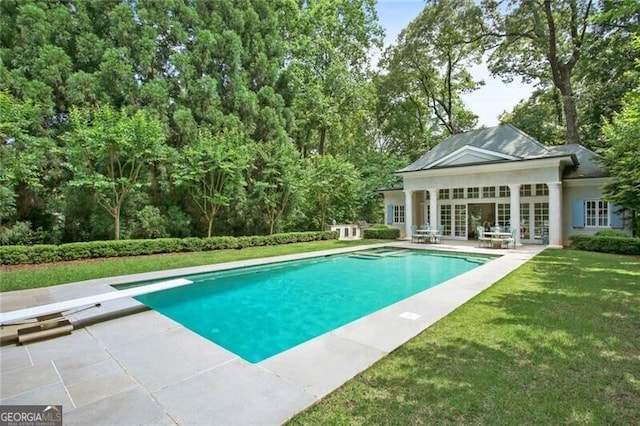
[172,127,251,238]
[381,0,482,138]
[601,81,640,223]
[483,0,597,144]
[65,105,167,240]
[0,0,636,243]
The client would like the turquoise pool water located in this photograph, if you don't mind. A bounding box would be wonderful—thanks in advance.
[133,249,489,363]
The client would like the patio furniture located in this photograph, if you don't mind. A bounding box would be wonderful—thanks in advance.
[501,228,517,249]
[477,226,491,248]
[432,225,444,244]
[411,225,426,243]
[486,230,513,249]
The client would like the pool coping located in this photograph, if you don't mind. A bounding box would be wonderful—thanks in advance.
[0,242,546,425]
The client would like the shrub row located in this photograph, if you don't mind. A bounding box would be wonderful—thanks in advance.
[0,231,338,265]
[569,234,640,255]
[363,226,400,240]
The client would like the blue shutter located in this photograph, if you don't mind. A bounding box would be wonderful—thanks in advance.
[386,204,394,225]
[610,203,624,229]
[572,200,585,228]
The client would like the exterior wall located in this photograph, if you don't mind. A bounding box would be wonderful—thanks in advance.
[382,191,406,237]
[562,178,632,245]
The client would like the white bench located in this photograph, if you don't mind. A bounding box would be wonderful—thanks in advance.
[0,278,193,325]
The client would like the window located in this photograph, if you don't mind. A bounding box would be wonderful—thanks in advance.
[467,187,479,199]
[585,200,608,227]
[439,189,450,200]
[535,183,548,196]
[520,184,531,197]
[452,188,465,199]
[393,205,405,224]
[454,205,467,237]
[482,186,496,198]
[499,186,510,197]
[440,205,451,236]
[497,203,510,228]
[520,203,530,239]
[534,202,549,239]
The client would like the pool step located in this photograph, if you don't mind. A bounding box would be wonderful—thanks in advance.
[350,249,409,259]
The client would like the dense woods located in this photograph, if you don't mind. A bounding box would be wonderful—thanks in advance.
[1,0,638,244]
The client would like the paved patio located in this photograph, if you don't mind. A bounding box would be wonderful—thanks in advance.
[0,241,546,425]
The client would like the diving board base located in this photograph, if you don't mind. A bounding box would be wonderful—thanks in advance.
[17,313,74,345]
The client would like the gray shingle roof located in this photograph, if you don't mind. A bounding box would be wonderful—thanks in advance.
[548,144,609,178]
[398,125,552,172]
[396,124,608,179]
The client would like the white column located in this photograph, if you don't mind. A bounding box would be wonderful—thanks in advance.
[547,182,562,247]
[508,184,521,246]
[427,188,438,227]
[403,190,414,239]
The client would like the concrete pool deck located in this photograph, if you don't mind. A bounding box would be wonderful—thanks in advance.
[1,242,546,425]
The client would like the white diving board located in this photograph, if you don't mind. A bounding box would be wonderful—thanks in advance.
[0,278,193,325]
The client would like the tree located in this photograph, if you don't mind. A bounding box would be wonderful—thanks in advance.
[380,0,482,140]
[303,155,361,230]
[483,0,597,144]
[172,127,251,237]
[0,92,58,232]
[601,82,640,232]
[575,0,640,148]
[285,0,383,156]
[249,141,303,234]
[65,105,167,240]
[499,88,566,146]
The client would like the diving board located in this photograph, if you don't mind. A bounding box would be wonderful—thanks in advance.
[0,278,193,325]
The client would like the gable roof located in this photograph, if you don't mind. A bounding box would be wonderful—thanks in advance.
[396,124,608,178]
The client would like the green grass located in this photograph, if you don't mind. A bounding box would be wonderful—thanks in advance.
[0,239,383,292]
[288,249,640,425]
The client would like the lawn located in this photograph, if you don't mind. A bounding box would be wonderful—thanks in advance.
[288,249,640,425]
[0,239,382,292]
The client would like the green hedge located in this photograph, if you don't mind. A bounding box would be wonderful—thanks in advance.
[363,226,400,240]
[569,234,640,255]
[0,231,338,265]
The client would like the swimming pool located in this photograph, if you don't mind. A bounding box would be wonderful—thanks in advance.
[131,249,490,363]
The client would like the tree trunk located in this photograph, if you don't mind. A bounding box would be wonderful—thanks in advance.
[318,127,327,155]
[114,204,121,240]
[552,89,563,126]
[557,75,580,144]
[207,217,213,238]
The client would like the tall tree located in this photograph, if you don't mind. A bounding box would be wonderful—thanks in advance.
[249,141,303,235]
[483,0,596,144]
[499,88,566,145]
[172,126,251,237]
[303,155,361,230]
[286,0,383,156]
[575,0,640,148]
[380,0,483,138]
[65,106,168,240]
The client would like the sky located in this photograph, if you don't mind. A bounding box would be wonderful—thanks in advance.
[375,0,535,127]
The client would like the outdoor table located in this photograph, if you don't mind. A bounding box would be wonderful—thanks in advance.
[415,229,441,243]
[484,231,512,248]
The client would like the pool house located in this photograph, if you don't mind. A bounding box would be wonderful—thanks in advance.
[382,125,629,247]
